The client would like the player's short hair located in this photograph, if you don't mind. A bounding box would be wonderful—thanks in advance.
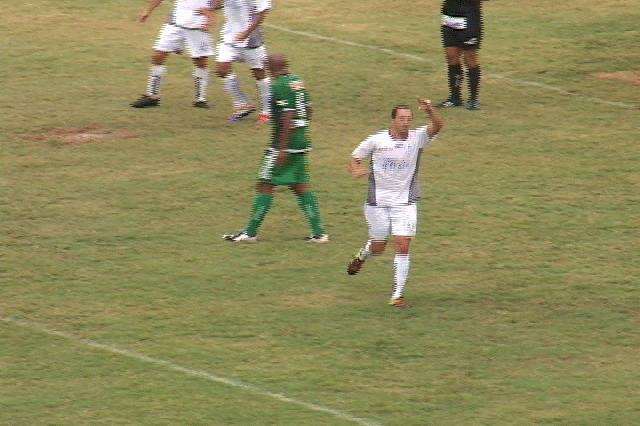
[391,105,412,119]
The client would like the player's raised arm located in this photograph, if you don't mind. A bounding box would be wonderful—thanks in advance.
[417,97,444,137]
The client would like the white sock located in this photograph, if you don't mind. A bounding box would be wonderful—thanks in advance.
[256,77,270,115]
[358,240,372,260]
[193,67,209,101]
[391,253,410,299]
[147,65,167,98]
[220,74,248,109]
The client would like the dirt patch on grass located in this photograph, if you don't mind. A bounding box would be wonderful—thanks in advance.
[26,126,140,146]
[589,71,640,84]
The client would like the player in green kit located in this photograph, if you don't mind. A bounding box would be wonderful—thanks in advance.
[223,52,328,242]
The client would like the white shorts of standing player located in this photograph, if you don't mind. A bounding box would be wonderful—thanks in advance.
[364,204,417,240]
[216,43,267,69]
[154,24,215,58]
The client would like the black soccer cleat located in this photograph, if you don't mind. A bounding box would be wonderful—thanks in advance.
[130,94,159,108]
[466,99,480,110]
[435,97,463,108]
[347,255,364,275]
[193,100,210,109]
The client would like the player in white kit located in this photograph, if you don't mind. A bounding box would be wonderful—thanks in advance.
[209,0,272,122]
[348,98,444,307]
[130,0,215,109]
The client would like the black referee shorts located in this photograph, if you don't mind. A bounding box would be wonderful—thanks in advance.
[441,23,482,50]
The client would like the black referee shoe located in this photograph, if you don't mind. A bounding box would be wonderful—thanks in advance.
[466,99,480,110]
[436,97,463,108]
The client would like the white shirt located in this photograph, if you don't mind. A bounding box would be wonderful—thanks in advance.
[220,0,271,48]
[171,0,211,29]
[352,127,436,206]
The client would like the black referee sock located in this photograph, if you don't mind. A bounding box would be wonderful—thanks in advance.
[468,67,481,101]
[448,64,463,100]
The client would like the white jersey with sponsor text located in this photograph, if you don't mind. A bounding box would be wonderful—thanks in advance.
[220,0,271,48]
[352,127,436,206]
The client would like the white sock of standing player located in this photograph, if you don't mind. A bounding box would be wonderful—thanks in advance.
[256,77,270,115]
[391,253,410,299]
[221,74,249,109]
[193,67,209,102]
[358,240,372,260]
[147,65,167,98]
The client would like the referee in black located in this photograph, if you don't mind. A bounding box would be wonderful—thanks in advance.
[437,0,486,110]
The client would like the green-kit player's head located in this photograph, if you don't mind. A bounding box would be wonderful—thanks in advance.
[267,52,289,77]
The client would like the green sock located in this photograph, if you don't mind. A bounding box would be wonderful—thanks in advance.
[246,193,273,237]
[296,191,326,236]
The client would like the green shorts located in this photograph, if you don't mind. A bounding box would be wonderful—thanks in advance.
[257,149,310,186]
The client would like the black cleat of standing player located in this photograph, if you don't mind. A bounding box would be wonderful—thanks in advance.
[193,100,210,109]
[130,94,159,108]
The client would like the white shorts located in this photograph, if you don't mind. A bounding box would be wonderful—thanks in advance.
[153,24,215,58]
[216,43,266,69]
[364,204,417,240]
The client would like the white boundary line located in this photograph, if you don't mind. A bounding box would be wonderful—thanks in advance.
[4,317,386,426]
[266,24,638,110]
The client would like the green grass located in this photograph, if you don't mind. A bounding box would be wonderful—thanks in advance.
[2,0,640,425]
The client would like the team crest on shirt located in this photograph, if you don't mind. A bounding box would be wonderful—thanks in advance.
[288,80,305,90]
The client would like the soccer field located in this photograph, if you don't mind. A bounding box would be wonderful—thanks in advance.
[2,1,639,425]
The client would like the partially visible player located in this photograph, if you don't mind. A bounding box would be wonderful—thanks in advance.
[347,99,444,307]
[130,0,215,109]
[437,0,486,110]
[223,52,328,242]
[208,0,271,122]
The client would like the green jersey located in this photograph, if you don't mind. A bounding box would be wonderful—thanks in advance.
[269,73,312,151]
